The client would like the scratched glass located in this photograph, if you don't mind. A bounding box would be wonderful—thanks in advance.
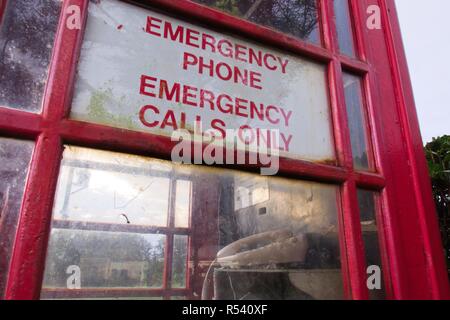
[70,0,335,163]
[333,0,356,57]
[42,146,343,300]
[51,146,172,227]
[0,0,61,112]
[343,73,371,170]
[358,189,386,300]
[0,138,34,298]
[192,0,320,44]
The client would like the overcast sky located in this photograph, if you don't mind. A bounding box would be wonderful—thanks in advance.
[396,0,450,143]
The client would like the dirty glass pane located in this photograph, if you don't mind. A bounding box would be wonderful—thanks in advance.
[0,0,61,112]
[0,138,33,298]
[343,73,371,170]
[333,0,356,57]
[192,0,320,44]
[42,146,343,300]
[70,0,335,163]
[357,189,385,300]
[52,146,171,227]
[172,235,188,288]
[175,180,191,228]
[42,229,165,289]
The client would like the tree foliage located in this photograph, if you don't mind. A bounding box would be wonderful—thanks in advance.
[425,135,450,277]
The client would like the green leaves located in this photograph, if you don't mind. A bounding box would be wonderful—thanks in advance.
[425,135,450,186]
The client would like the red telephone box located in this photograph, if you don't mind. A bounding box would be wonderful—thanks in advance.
[0,0,448,300]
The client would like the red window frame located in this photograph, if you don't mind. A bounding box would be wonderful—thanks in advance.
[40,168,193,299]
[0,0,448,300]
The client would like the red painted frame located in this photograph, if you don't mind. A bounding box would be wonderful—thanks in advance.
[0,0,448,300]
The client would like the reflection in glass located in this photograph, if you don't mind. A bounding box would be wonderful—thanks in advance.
[193,0,320,44]
[53,147,171,226]
[343,73,371,170]
[172,235,188,288]
[42,146,343,300]
[0,0,61,112]
[0,138,33,298]
[357,190,385,300]
[175,180,191,228]
[333,0,356,56]
[42,230,165,289]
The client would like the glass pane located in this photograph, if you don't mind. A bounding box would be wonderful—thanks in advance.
[175,180,191,228]
[343,73,371,170]
[0,0,61,112]
[333,0,356,56]
[70,0,335,163]
[192,0,320,44]
[357,189,386,300]
[52,146,171,226]
[42,146,343,300]
[42,229,165,290]
[0,138,34,298]
[172,235,188,288]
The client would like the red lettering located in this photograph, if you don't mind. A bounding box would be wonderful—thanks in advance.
[160,110,178,130]
[281,133,293,152]
[217,39,233,58]
[163,22,184,42]
[249,48,262,67]
[145,16,162,36]
[235,44,247,62]
[216,62,233,81]
[277,57,289,74]
[159,80,180,102]
[211,119,226,139]
[266,105,280,125]
[280,108,293,127]
[263,54,277,71]
[186,28,200,48]
[200,89,215,110]
[182,85,198,107]
[139,105,159,128]
[238,125,255,145]
[183,52,198,70]
[250,102,264,121]
[140,75,157,97]
[233,67,248,86]
[249,71,262,90]
[199,56,214,77]
[202,33,216,52]
[235,98,248,118]
[217,94,233,114]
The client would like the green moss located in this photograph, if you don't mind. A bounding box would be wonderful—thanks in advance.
[87,88,138,130]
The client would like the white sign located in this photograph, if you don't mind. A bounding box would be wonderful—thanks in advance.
[71,0,335,162]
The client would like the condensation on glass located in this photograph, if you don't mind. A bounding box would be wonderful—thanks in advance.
[193,0,320,44]
[343,73,371,170]
[357,189,386,300]
[70,0,335,163]
[42,146,344,300]
[0,138,34,298]
[333,0,356,57]
[0,0,61,113]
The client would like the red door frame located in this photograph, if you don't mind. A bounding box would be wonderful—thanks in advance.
[0,0,448,300]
